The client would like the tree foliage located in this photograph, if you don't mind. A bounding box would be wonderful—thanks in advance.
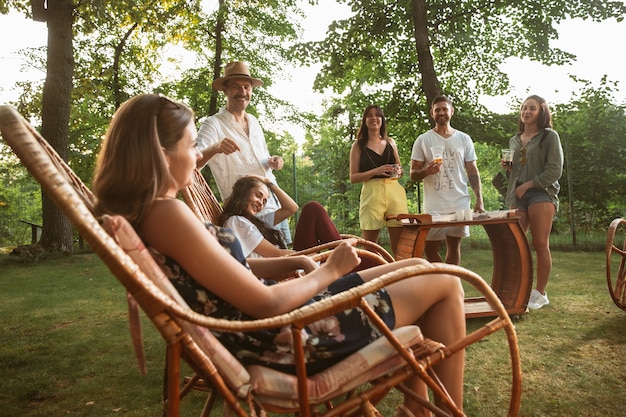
[290,0,625,237]
[1,0,309,250]
[293,0,625,150]
[0,153,42,247]
[297,0,625,99]
[1,0,625,250]
[161,0,304,117]
[553,78,626,231]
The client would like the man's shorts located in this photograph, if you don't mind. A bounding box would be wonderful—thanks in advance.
[359,178,408,230]
[426,225,469,241]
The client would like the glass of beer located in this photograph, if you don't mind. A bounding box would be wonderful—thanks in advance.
[431,146,444,164]
[501,149,514,167]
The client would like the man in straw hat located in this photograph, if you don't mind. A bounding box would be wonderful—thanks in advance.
[196,61,292,244]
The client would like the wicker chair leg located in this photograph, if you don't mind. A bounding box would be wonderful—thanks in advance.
[165,343,182,417]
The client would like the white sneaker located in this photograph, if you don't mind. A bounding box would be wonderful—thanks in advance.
[527,289,549,310]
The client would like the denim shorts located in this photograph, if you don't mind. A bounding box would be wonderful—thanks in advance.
[515,187,553,211]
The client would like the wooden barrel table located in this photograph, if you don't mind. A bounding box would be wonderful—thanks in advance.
[395,212,533,318]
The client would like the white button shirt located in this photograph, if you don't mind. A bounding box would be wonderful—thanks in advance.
[196,107,279,212]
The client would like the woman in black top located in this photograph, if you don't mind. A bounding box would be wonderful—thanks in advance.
[349,105,409,257]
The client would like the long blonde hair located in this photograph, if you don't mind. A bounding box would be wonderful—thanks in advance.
[93,94,194,225]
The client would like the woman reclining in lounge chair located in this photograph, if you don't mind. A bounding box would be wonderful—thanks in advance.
[92,93,466,417]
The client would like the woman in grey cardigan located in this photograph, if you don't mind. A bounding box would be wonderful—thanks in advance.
[503,95,564,310]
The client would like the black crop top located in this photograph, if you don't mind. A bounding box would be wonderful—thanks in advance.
[359,141,397,178]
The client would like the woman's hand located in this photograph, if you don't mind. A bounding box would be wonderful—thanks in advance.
[292,255,319,274]
[373,164,394,177]
[383,164,401,177]
[515,181,532,199]
[323,239,361,277]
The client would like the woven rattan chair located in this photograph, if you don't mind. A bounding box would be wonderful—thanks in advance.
[1,104,522,417]
[606,218,626,311]
[182,168,396,264]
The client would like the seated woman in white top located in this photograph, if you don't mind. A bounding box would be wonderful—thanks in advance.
[217,175,348,260]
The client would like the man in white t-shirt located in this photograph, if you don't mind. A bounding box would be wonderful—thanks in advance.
[410,95,484,265]
[196,61,292,244]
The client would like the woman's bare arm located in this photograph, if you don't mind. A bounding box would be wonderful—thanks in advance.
[140,199,359,318]
[247,255,318,278]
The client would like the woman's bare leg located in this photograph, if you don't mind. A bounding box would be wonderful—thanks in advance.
[359,259,466,415]
[515,209,529,231]
[362,229,381,244]
[527,202,555,294]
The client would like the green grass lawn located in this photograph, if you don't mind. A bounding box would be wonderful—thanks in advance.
[1,247,625,416]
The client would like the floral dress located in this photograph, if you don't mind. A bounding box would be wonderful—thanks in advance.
[149,223,396,375]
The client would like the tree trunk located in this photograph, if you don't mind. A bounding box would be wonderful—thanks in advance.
[209,0,225,116]
[113,23,138,109]
[410,0,441,106]
[39,0,75,253]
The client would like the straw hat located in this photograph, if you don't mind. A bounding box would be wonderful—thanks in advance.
[212,61,263,92]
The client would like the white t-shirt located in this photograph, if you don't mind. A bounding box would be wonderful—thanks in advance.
[223,212,276,258]
[411,129,477,214]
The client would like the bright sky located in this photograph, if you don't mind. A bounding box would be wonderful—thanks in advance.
[1,3,625,121]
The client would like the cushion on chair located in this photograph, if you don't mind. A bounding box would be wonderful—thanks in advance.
[247,325,423,408]
[102,215,252,397]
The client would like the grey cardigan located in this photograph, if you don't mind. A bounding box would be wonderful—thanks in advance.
[505,129,564,211]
